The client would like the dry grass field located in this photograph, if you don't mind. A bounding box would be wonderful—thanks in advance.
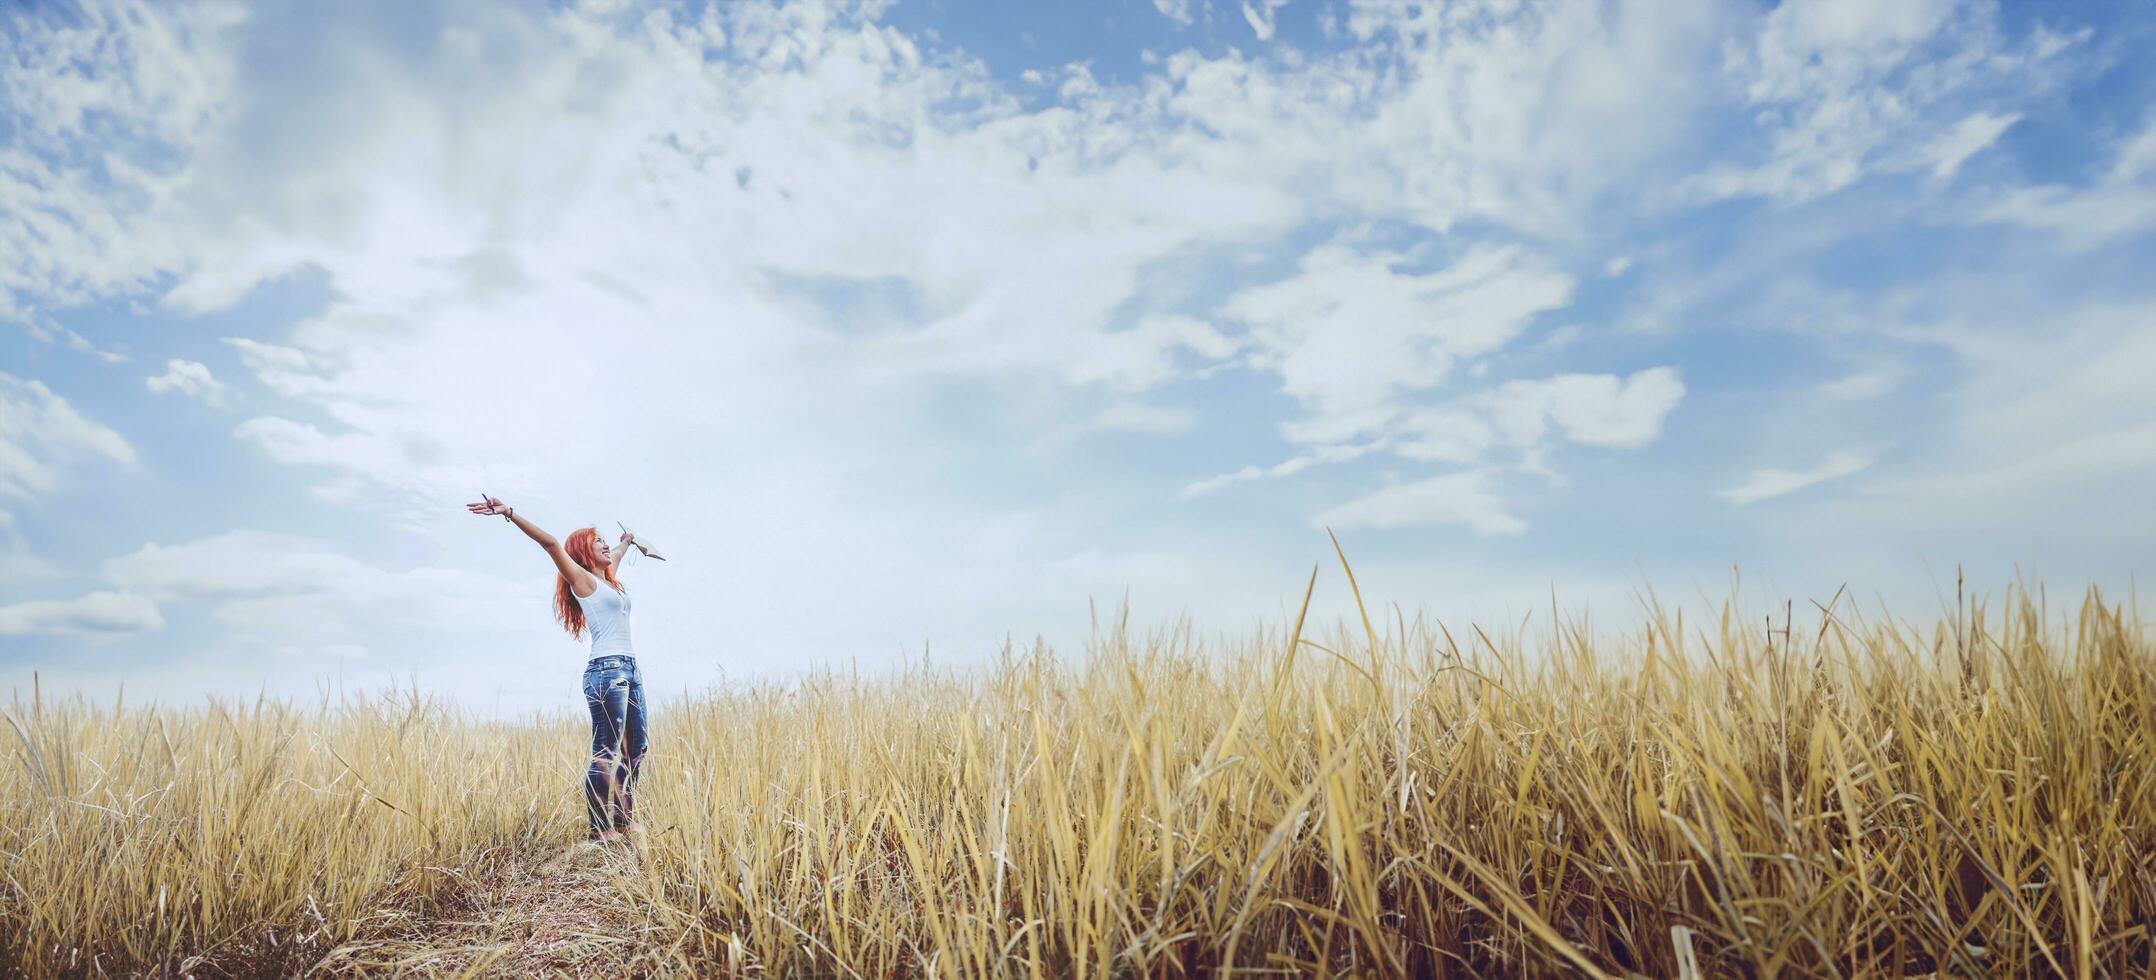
[3,573,2152,977]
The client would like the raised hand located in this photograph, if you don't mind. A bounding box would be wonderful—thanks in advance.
[617,522,664,561]
[468,496,512,518]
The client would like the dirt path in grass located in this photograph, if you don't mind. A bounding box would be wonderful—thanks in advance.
[307,842,645,978]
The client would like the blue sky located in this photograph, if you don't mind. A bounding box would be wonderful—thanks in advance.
[4,0,2154,711]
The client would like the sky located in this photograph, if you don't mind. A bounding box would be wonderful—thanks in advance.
[3,0,2153,713]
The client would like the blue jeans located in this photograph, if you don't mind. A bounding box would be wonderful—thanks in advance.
[581,655,648,835]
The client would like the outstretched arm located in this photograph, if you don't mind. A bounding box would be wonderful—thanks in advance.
[468,497,597,597]
[610,529,637,577]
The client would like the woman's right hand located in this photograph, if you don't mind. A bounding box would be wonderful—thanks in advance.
[468,497,511,518]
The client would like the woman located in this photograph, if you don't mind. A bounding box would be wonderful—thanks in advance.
[468,496,647,843]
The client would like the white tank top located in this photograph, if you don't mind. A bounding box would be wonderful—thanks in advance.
[572,575,634,660]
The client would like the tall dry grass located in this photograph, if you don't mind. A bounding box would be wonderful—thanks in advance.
[0,685,581,976]
[4,577,2152,976]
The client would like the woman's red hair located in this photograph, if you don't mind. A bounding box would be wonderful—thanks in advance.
[554,527,623,638]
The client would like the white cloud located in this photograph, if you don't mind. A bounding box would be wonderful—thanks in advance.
[0,0,1749,493]
[1979,187,2156,251]
[15,0,1727,572]
[1723,277,2156,561]
[222,337,332,399]
[1240,0,1290,40]
[1313,470,1526,535]
[1744,0,1959,101]
[2116,120,2156,184]
[1718,450,1872,505]
[1181,441,1385,498]
[103,529,378,601]
[0,373,140,500]
[232,417,415,476]
[1693,0,2071,202]
[1911,303,2156,496]
[1385,408,1491,464]
[0,508,58,583]
[230,415,452,515]
[1472,367,1686,449]
[1152,0,1195,27]
[1066,315,1243,391]
[1925,111,2019,179]
[20,322,129,363]
[1181,367,1681,501]
[145,358,229,405]
[1816,364,1905,400]
[1224,242,1576,433]
[100,529,543,659]
[1092,402,1199,435]
[1976,117,2156,249]
[0,591,165,637]
[1862,424,2156,503]
[0,0,248,322]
